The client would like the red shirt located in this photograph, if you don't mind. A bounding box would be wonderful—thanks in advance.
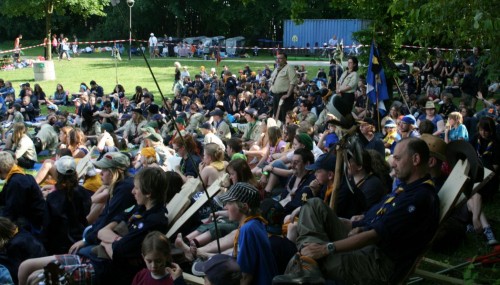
[132,269,174,285]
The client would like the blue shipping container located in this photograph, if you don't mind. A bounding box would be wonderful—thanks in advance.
[283,19,370,48]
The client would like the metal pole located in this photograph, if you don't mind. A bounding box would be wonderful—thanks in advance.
[129,6,132,60]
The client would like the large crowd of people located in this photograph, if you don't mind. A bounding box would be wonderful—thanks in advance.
[0,48,498,284]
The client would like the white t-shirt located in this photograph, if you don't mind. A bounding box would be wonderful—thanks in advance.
[148,36,158,47]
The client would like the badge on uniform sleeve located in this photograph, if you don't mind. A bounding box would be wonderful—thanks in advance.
[407,205,416,213]
[138,222,144,229]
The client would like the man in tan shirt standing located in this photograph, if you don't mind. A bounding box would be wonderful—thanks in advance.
[270,52,298,122]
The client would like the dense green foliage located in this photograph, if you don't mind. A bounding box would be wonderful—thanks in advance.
[0,0,497,77]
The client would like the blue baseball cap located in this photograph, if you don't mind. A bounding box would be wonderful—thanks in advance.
[305,153,336,172]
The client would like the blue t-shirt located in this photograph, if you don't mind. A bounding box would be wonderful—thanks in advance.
[448,124,469,142]
[237,219,278,285]
[417,114,443,133]
[0,96,6,115]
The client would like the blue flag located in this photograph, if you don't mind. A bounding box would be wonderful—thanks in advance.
[366,41,389,116]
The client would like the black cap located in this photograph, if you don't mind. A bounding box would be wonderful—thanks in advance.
[148,104,159,114]
[209,109,224,117]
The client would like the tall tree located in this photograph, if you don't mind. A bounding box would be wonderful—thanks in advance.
[0,0,109,60]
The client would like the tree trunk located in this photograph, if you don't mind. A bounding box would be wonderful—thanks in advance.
[45,0,54,60]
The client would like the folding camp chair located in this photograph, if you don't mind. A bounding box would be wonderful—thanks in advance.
[406,163,496,284]
[396,159,470,284]
[168,175,228,284]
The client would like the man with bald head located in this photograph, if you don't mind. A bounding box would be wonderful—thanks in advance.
[275,138,440,284]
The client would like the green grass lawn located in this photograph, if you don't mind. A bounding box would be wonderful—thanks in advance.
[2,41,500,284]
[1,40,328,100]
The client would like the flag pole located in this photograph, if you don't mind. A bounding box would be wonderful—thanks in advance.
[373,38,381,131]
[393,76,411,112]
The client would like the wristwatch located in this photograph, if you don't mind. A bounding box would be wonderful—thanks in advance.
[326,242,336,255]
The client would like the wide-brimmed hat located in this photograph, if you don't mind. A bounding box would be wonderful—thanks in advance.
[420,134,447,162]
[447,140,484,197]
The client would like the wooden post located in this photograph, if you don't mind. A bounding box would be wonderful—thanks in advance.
[329,146,343,210]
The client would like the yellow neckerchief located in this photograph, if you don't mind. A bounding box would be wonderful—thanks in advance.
[5,164,25,183]
[323,180,335,203]
[12,226,19,237]
[210,161,225,171]
[233,215,267,258]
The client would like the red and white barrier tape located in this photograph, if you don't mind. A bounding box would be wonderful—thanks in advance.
[0,39,487,55]
[0,43,45,55]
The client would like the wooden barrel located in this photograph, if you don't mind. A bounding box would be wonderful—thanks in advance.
[33,61,56,81]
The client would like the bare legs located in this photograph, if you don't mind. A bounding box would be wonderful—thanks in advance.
[175,231,236,261]
[18,256,58,285]
[35,159,58,185]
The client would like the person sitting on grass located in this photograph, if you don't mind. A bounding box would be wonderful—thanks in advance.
[18,167,170,285]
[0,151,46,238]
[4,123,37,169]
[0,217,47,284]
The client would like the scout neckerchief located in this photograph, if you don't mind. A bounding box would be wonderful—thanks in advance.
[287,171,312,200]
[215,119,222,130]
[323,181,335,203]
[210,161,225,171]
[233,215,267,258]
[372,178,434,223]
[5,164,25,183]
[476,137,493,157]
[271,64,287,86]
[245,121,257,141]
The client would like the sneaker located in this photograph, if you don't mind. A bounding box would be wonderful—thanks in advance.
[484,227,499,246]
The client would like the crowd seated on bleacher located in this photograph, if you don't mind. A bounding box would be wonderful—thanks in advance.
[0,47,499,284]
